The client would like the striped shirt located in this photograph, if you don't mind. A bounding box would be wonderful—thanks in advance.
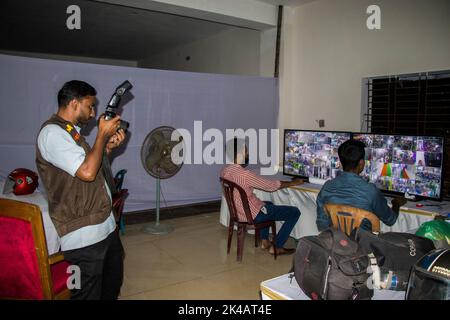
[220,164,281,222]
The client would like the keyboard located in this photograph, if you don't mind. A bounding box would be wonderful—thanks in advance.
[308,177,325,186]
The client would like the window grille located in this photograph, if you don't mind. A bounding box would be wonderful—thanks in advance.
[363,70,450,199]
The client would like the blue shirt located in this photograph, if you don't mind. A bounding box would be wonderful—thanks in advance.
[316,171,398,231]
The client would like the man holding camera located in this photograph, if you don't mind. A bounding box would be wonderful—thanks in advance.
[36,80,126,299]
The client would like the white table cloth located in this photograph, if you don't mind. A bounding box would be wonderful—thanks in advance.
[220,183,441,239]
[1,179,60,254]
[260,272,406,300]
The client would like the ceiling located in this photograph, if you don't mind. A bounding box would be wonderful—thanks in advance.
[0,0,317,62]
[255,0,316,6]
[0,0,236,61]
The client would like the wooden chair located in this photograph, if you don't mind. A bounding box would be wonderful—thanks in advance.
[0,198,70,300]
[324,203,380,236]
[220,178,277,262]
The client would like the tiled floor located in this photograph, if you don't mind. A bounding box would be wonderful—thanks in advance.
[119,212,296,300]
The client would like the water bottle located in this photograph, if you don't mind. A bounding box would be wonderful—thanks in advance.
[379,271,398,290]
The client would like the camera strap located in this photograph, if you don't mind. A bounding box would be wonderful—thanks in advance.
[102,152,118,195]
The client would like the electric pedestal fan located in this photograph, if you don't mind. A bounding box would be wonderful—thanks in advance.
[141,126,184,234]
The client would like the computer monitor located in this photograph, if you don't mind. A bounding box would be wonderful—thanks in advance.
[283,129,352,184]
[352,133,445,200]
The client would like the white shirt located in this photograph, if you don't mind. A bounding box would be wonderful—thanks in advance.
[37,124,116,251]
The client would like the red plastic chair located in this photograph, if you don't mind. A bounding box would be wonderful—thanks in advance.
[220,178,277,262]
[0,198,70,300]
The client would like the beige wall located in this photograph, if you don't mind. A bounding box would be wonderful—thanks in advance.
[279,0,450,133]
[260,27,277,77]
[139,28,263,76]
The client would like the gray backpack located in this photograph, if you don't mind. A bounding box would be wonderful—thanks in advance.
[293,228,373,300]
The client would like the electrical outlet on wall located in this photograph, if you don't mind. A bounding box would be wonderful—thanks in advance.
[316,119,325,128]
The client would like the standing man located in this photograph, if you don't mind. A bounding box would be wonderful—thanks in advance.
[221,138,304,256]
[36,80,126,299]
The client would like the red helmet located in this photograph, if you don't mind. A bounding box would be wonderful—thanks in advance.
[2,168,39,196]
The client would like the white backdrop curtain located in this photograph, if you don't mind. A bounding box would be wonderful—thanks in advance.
[0,54,279,213]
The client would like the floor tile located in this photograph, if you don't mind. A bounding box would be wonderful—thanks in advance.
[120,212,294,299]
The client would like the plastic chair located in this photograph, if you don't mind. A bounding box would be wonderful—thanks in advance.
[220,178,277,262]
[114,169,127,191]
[0,198,71,300]
[324,203,381,236]
[114,169,127,235]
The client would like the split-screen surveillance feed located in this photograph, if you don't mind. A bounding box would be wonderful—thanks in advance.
[284,130,351,184]
[352,134,444,200]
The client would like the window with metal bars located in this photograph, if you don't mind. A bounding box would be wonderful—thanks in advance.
[363,70,450,199]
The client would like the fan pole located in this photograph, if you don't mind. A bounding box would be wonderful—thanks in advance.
[143,178,174,235]
[156,177,161,226]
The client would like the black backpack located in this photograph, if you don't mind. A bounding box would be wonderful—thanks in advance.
[355,229,435,291]
[293,228,373,300]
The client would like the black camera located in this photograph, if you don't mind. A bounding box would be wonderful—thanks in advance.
[104,80,133,132]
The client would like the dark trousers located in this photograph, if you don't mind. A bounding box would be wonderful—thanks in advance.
[253,201,301,248]
[63,229,124,300]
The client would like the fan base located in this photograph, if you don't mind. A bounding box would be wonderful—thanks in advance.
[142,223,174,235]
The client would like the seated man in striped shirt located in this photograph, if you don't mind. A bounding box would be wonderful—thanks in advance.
[221,138,304,256]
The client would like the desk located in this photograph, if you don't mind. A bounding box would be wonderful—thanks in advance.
[260,272,406,300]
[0,180,60,255]
[220,183,444,239]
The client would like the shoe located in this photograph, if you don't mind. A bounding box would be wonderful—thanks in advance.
[269,247,296,256]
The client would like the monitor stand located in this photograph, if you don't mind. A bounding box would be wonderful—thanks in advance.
[383,192,419,202]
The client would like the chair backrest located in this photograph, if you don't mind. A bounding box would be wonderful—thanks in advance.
[220,178,254,224]
[114,169,127,191]
[112,189,128,223]
[0,198,55,299]
[324,203,381,236]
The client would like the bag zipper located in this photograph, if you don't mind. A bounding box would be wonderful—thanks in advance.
[322,257,332,299]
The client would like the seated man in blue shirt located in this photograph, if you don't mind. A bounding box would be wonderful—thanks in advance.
[316,139,407,232]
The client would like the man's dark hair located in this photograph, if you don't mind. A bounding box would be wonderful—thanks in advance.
[338,139,366,171]
[225,137,246,163]
[57,80,97,107]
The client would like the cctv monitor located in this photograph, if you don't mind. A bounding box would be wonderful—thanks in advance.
[352,133,445,200]
[283,129,352,184]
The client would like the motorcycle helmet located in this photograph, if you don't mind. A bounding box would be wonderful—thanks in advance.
[2,168,39,196]
[406,248,450,300]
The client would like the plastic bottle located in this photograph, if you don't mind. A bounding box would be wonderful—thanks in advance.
[379,271,399,290]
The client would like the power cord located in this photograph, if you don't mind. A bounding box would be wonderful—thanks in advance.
[159,183,174,218]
